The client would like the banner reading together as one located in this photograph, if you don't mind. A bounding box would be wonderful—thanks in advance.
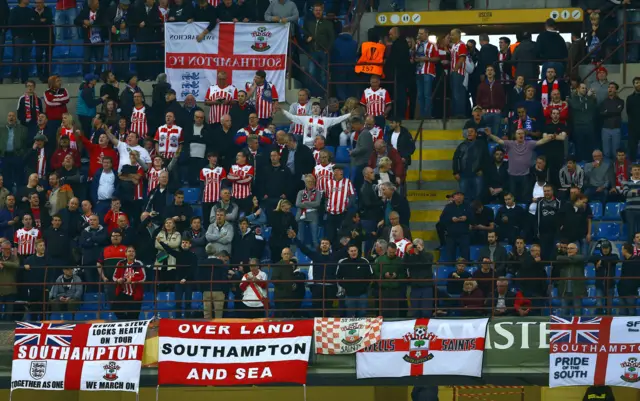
[164,22,289,101]
[158,319,313,386]
[11,320,151,393]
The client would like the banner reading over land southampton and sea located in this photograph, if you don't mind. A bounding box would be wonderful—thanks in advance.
[11,320,151,393]
[165,22,289,101]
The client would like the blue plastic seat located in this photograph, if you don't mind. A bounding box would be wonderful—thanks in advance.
[594,222,621,241]
[262,226,272,242]
[80,293,104,311]
[156,311,175,318]
[584,264,596,285]
[486,204,500,218]
[488,142,499,155]
[139,310,155,320]
[589,202,603,220]
[504,245,512,254]
[604,202,624,221]
[434,266,454,287]
[75,312,97,321]
[470,245,482,261]
[464,266,477,275]
[517,203,527,210]
[324,146,336,157]
[141,292,154,310]
[335,146,351,164]
[156,292,176,310]
[192,204,203,219]
[102,312,117,320]
[191,291,203,310]
[182,187,201,204]
[49,312,73,321]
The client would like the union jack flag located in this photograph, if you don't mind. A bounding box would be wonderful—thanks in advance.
[14,322,76,347]
[550,316,601,345]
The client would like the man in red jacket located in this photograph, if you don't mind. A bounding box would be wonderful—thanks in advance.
[368,139,405,185]
[77,128,118,179]
[43,75,70,124]
[475,65,506,138]
[50,136,80,171]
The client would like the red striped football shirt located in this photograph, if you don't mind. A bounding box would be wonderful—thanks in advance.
[228,163,254,199]
[395,238,411,258]
[133,165,144,200]
[325,178,354,215]
[154,124,184,158]
[59,126,77,149]
[205,84,237,124]
[252,82,279,119]
[14,227,41,256]
[360,87,392,117]
[147,167,165,194]
[450,41,468,75]
[130,106,149,137]
[200,166,227,203]
[291,103,309,135]
[313,163,334,192]
[416,41,438,76]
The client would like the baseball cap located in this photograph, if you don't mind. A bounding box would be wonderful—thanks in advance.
[84,73,98,82]
[166,89,177,95]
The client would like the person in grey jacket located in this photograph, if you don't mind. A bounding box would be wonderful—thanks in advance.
[295,174,323,248]
[206,208,235,254]
[568,82,598,162]
[49,267,83,312]
[264,0,298,23]
[583,149,612,204]
[349,115,373,191]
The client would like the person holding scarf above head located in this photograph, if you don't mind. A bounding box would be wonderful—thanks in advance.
[282,102,351,149]
[17,80,44,131]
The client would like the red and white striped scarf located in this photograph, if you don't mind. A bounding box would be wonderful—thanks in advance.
[541,80,558,108]
[25,94,40,123]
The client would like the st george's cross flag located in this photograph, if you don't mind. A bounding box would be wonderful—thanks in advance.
[165,22,289,101]
[549,316,640,388]
[11,320,151,393]
[356,318,489,379]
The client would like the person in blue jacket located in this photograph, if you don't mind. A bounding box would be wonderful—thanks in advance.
[77,74,108,137]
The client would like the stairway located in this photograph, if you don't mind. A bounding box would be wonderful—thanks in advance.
[405,120,466,251]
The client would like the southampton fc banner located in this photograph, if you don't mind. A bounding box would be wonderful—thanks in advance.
[550,316,640,388]
[356,318,489,379]
[11,320,151,393]
[165,22,289,101]
[315,317,382,354]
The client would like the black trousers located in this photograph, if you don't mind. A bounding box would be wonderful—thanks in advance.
[114,292,141,321]
[326,212,346,245]
[34,40,51,80]
[310,285,337,317]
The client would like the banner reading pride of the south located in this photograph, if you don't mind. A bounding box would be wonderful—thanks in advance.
[11,320,151,393]
[549,316,640,388]
[165,22,289,101]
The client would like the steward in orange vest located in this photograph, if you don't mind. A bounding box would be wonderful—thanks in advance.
[355,30,386,78]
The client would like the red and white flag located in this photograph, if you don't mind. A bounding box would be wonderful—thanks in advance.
[158,320,313,386]
[356,318,488,379]
[315,317,382,355]
[165,22,289,101]
[11,320,151,393]
[550,316,640,388]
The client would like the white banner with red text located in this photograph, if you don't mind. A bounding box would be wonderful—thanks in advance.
[11,320,151,393]
[550,316,640,388]
[157,319,313,386]
[356,318,489,379]
[164,22,289,101]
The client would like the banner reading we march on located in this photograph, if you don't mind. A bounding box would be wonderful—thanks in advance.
[158,319,313,386]
[550,316,640,388]
[165,22,289,101]
[11,320,151,393]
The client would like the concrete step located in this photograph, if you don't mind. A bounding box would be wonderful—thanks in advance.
[407,169,455,182]
[411,148,455,161]
[406,181,459,191]
[411,230,438,242]
[412,210,441,223]
[409,129,462,141]
[406,190,452,203]
[403,119,467,131]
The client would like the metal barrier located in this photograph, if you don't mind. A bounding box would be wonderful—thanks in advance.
[2,259,639,321]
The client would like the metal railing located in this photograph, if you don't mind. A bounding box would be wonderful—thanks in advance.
[2,259,639,321]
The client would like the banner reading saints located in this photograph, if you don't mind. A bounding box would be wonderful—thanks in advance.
[164,22,289,101]
[314,318,382,354]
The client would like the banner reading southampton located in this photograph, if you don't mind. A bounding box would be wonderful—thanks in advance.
[11,320,150,393]
[549,316,640,388]
[315,317,382,354]
[356,318,489,379]
[158,319,313,386]
[165,22,289,101]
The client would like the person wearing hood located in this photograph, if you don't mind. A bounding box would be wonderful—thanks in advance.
[79,214,109,290]
[119,73,145,120]
[331,27,358,101]
[511,32,538,83]
[589,240,619,314]
[151,73,171,126]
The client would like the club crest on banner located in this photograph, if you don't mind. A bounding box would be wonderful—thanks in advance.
[621,357,640,383]
[251,27,272,52]
[29,361,47,380]
[103,362,121,382]
[401,325,436,365]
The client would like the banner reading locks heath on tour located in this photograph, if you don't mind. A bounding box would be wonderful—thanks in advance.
[158,319,313,386]
[165,22,289,101]
[11,320,151,393]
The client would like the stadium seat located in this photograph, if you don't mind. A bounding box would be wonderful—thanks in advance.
[434,265,453,288]
[192,204,203,219]
[582,286,598,316]
[80,293,104,311]
[488,142,499,155]
[182,187,201,204]
[335,146,350,163]
[589,202,603,220]
[156,292,176,310]
[504,245,512,254]
[139,311,155,320]
[550,287,561,307]
[156,311,175,319]
[464,266,477,275]
[594,222,621,241]
[191,291,203,311]
[262,226,272,242]
[75,312,97,321]
[324,146,336,156]
[142,292,154,310]
[604,202,624,221]
[102,312,117,320]
[49,313,73,321]
[584,264,596,285]
[485,204,500,218]
[517,204,527,211]
[620,224,629,241]
[470,245,481,261]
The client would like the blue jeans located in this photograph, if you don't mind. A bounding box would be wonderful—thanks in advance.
[12,37,32,83]
[574,123,596,162]
[410,286,433,318]
[541,61,564,80]
[308,51,327,97]
[601,128,621,162]
[619,9,640,62]
[450,72,467,117]
[297,219,319,248]
[416,74,434,118]
[344,294,367,317]
[509,174,530,203]
[561,294,582,316]
[484,112,502,137]
[54,8,78,42]
[459,174,483,201]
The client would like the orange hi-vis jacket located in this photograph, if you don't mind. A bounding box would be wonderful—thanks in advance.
[355,42,386,78]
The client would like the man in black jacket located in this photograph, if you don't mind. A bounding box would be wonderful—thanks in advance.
[229,91,255,135]
[159,237,198,317]
[9,0,37,83]
[360,167,383,233]
[259,150,293,211]
[439,191,472,262]
[477,33,498,82]
[495,192,526,244]
[198,244,231,319]
[405,238,434,318]
[485,148,509,204]
[280,133,315,196]
[336,244,373,317]
[216,0,246,22]
[536,184,562,260]
[479,231,509,275]
[168,0,194,22]
[33,0,53,83]
[536,18,568,79]
[380,183,411,227]
[241,0,270,21]
[386,116,416,167]
[491,276,522,316]
[627,77,640,161]
[43,214,72,272]
[193,0,217,42]
[164,89,190,129]
[519,244,548,315]
[164,189,193,233]
[453,127,490,201]
[74,0,107,76]
[384,27,411,117]
[133,0,161,81]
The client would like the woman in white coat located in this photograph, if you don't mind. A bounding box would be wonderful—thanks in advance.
[282,102,351,148]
